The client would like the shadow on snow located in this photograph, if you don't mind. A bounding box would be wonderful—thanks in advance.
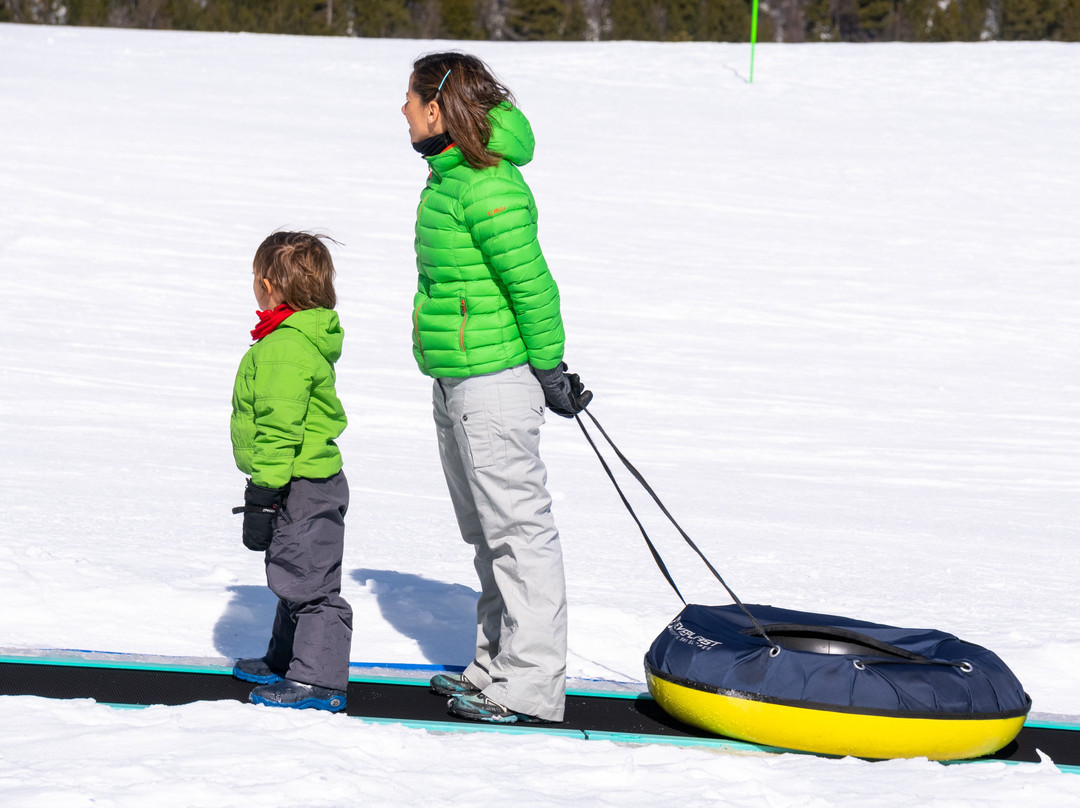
[211,571,478,666]
[351,568,478,666]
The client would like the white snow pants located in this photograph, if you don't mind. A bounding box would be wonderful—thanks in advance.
[433,364,568,721]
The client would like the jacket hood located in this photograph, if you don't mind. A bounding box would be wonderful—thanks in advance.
[427,102,535,173]
[487,102,534,167]
[279,308,343,363]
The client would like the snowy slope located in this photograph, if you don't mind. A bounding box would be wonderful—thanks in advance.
[1,23,1078,806]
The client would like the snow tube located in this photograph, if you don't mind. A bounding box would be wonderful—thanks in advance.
[645,604,1031,760]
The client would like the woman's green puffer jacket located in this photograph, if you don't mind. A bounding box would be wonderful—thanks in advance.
[412,103,565,378]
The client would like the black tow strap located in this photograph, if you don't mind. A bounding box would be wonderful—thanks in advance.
[575,408,778,650]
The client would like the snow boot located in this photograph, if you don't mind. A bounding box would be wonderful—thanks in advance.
[232,657,285,685]
[249,679,347,712]
[447,692,549,724]
[430,672,480,697]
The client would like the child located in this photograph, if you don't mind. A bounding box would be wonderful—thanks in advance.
[229,231,352,712]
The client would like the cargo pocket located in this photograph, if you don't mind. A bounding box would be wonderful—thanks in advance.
[266,513,318,600]
[459,408,495,469]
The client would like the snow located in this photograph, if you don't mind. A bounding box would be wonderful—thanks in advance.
[2,21,1079,805]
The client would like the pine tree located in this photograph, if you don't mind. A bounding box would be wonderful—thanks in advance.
[354,0,412,36]
[62,0,111,25]
[433,0,478,37]
[857,0,894,38]
[608,0,664,38]
[4,0,66,22]
[697,0,754,40]
[803,0,839,38]
[1059,0,1080,37]
[661,0,697,39]
[999,0,1056,37]
[563,0,589,36]
[916,0,990,41]
[505,0,567,38]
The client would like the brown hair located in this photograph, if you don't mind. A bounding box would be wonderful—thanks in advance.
[411,52,514,170]
[253,231,338,310]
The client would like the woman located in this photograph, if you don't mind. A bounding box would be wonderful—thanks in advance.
[402,52,591,724]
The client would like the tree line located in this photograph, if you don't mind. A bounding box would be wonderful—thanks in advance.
[2,0,1077,41]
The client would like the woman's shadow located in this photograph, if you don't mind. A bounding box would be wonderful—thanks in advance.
[212,570,478,666]
[351,568,478,666]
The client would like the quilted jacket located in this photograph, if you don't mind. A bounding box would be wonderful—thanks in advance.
[411,103,565,378]
[231,308,347,489]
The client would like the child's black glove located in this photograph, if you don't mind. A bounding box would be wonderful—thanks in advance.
[532,362,593,418]
[232,481,285,552]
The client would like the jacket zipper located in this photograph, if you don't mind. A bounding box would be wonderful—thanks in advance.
[458,298,468,352]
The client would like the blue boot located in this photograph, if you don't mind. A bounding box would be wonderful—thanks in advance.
[232,657,284,685]
[249,679,347,712]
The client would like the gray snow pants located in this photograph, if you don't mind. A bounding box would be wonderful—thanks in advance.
[433,364,568,721]
[264,472,353,691]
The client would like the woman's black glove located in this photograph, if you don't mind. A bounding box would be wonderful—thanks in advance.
[532,362,593,418]
[232,481,285,552]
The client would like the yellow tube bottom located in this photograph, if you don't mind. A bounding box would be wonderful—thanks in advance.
[646,671,1026,761]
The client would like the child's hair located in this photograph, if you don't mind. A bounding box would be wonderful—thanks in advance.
[253,231,337,310]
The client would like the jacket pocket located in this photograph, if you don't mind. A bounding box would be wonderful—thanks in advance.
[458,298,468,352]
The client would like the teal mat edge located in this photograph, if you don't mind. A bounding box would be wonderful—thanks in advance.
[0,651,644,697]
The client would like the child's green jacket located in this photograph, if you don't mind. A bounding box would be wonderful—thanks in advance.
[231,308,347,489]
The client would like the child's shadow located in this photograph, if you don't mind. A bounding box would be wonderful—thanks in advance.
[212,572,478,666]
[353,568,477,666]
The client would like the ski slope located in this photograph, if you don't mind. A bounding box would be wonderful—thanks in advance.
[1,23,1078,806]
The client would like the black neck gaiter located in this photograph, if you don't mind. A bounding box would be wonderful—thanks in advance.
[412,132,453,157]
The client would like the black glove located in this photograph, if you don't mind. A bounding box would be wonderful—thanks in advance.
[232,481,285,552]
[532,362,593,418]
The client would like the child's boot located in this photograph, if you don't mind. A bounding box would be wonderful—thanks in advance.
[249,679,347,712]
[232,657,285,685]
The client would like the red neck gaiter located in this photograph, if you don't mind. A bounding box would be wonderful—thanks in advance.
[251,304,296,341]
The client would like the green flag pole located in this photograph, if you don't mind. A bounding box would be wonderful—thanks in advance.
[749,0,760,83]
